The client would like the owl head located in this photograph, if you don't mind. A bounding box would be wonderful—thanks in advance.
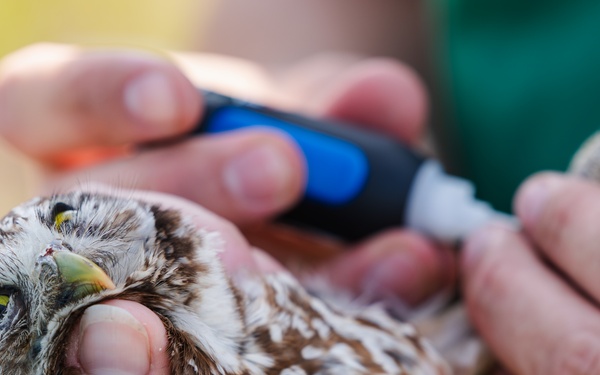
[0,191,243,374]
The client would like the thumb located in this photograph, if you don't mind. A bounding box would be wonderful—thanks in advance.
[66,300,170,375]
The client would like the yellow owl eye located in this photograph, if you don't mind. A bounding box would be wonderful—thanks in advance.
[51,202,76,230]
[0,291,12,317]
[0,296,7,318]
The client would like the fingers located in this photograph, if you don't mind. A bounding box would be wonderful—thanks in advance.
[515,173,600,301]
[173,52,429,145]
[37,55,423,228]
[66,300,170,375]
[241,224,453,307]
[0,43,200,162]
[315,58,428,144]
[462,225,600,375]
[49,129,305,223]
[319,230,455,306]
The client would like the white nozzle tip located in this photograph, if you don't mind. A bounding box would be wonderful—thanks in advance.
[405,160,518,242]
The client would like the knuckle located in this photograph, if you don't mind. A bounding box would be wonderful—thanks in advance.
[545,331,600,375]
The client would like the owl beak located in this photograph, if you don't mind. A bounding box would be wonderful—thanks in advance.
[52,251,116,300]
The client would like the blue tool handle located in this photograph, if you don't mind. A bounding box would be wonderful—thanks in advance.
[192,90,426,242]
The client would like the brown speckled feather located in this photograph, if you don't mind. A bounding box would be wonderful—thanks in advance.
[0,191,450,374]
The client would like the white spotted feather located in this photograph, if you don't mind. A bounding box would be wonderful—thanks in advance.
[0,191,450,374]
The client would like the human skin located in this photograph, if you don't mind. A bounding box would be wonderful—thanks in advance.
[201,3,600,373]
[5,42,598,375]
[463,173,600,374]
[0,43,452,373]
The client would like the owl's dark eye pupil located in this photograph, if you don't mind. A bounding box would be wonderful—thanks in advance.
[51,202,75,219]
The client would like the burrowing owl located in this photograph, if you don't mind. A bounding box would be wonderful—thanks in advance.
[0,191,450,374]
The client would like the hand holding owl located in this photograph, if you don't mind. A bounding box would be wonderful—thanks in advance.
[0,44,453,373]
[5,42,600,375]
[0,43,452,305]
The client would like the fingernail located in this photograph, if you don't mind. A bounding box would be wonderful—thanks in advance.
[224,144,294,211]
[362,251,422,304]
[516,174,563,226]
[78,304,150,375]
[124,71,178,128]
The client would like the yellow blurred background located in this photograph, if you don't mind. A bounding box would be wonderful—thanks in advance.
[0,0,215,214]
[0,0,213,56]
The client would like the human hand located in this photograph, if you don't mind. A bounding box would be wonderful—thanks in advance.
[462,172,600,374]
[0,43,454,307]
[0,44,456,374]
[0,43,454,372]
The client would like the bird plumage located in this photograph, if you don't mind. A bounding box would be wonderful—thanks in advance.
[0,191,450,374]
